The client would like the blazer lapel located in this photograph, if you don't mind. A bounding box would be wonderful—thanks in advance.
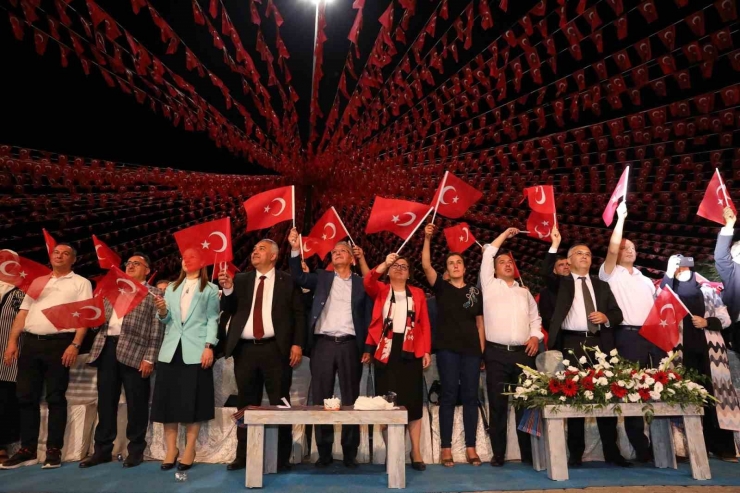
[271,271,281,313]
[184,286,203,324]
[243,272,256,319]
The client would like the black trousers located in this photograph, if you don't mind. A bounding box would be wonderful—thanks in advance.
[233,339,292,466]
[615,326,665,460]
[0,381,19,448]
[16,333,73,451]
[310,336,361,461]
[561,332,623,462]
[484,344,534,461]
[92,337,151,458]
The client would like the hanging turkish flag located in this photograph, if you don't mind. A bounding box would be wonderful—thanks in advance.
[0,251,51,299]
[603,166,630,226]
[243,186,294,232]
[697,168,737,224]
[92,235,122,269]
[638,286,690,352]
[443,222,476,253]
[42,229,56,260]
[42,296,107,330]
[431,171,483,219]
[522,185,556,214]
[365,197,432,240]
[94,265,149,318]
[309,207,350,244]
[526,210,555,241]
[173,217,233,268]
[300,234,332,260]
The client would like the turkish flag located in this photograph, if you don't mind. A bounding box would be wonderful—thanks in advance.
[173,217,233,268]
[526,210,555,241]
[443,222,477,253]
[522,185,556,214]
[0,251,51,299]
[309,207,350,244]
[92,235,122,269]
[697,169,736,225]
[94,266,149,318]
[603,166,630,226]
[431,171,483,219]
[365,197,432,240]
[509,251,522,279]
[243,186,294,232]
[42,229,56,259]
[42,296,107,330]
[638,286,689,352]
[301,235,332,260]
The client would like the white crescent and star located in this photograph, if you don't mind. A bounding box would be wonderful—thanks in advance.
[323,223,337,241]
[116,278,137,295]
[397,212,417,227]
[270,198,286,217]
[462,227,470,242]
[303,240,313,252]
[440,185,459,205]
[534,222,551,239]
[659,303,675,326]
[534,186,547,205]
[74,305,102,320]
[0,260,20,277]
[95,244,105,260]
[206,231,228,252]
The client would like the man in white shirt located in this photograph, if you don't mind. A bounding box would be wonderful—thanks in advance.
[219,239,304,472]
[81,253,164,469]
[599,201,660,462]
[480,227,543,467]
[287,228,371,468]
[1,244,92,470]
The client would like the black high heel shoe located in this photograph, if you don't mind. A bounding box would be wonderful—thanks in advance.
[177,452,196,471]
[410,453,426,471]
[161,449,179,471]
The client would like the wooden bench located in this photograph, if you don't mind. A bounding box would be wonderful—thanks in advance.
[239,406,408,489]
[529,403,708,481]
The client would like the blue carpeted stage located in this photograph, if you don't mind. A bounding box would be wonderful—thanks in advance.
[1,459,739,493]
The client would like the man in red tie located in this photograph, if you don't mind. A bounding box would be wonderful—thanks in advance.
[218,239,305,472]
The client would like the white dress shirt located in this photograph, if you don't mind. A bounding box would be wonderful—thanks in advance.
[227,268,276,340]
[20,272,93,335]
[107,280,150,336]
[480,245,543,345]
[382,290,410,334]
[316,273,355,337]
[598,264,656,326]
[562,273,598,332]
[179,278,200,322]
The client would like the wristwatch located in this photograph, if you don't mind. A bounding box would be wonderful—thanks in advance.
[205,343,214,349]
[70,342,81,350]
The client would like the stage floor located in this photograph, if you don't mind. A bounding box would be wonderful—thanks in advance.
[0,459,739,493]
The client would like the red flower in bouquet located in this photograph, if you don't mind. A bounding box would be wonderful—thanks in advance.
[594,370,604,378]
[638,388,651,401]
[611,382,628,399]
[581,375,595,391]
[670,371,682,382]
[549,378,562,394]
[562,379,579,397]
[654,371,669,385]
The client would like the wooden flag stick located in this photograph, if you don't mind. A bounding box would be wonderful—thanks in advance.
[298,234,305,260]
[665,285,693,317]
[476,240,484,248]
[291,185,296,229]
[397,208,434,255]
[430,171,449,224]
[716,168,731,207]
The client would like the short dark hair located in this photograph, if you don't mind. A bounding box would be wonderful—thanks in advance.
[130,252,151,268]
[55,242,77,257]
[494,249,514,263]
[555,255,567,262]
[444,252,465,267]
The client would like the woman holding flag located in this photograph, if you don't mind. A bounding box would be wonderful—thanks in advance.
[151,249,219,471]
[421,223,484,467]
[362,253,431,471]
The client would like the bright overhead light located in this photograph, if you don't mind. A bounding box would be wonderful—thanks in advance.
[306,0,332,4]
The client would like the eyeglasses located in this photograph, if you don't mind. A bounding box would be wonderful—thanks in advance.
[390,264,409,271]
[124,261,147,268]
[569,250,592,258]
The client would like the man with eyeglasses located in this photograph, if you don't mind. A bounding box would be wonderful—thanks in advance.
[287,228,372,469]
[542,227,630,468]
[599,201,660,462]
[1,244,92,470]
[79,253,164,469]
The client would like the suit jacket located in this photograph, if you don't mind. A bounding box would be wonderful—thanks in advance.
[157,281,220,364]
[288,255,371,356]
[715,232,740,324]
[87,284,165,369]
[541,252,622,351]
[221,269,305,359]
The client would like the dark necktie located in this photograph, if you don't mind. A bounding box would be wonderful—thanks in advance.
[253,275,267,339]
[579,276,599,334]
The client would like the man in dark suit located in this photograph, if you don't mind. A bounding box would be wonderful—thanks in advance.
[81,253,164,469]
[538,255,570,333]
[287,228,371,468]
[219,239,305,472]
[541,227,630,468]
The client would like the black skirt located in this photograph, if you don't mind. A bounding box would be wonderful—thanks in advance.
[151,343,215,424]
[374,332,424,421]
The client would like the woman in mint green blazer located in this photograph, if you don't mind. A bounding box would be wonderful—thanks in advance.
[151,252,219,471]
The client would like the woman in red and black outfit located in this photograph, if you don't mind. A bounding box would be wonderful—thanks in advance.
[362,253,431,471]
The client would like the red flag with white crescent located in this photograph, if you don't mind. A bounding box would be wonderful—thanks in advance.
[443,222,476,253]
[522,185,556,214]
[365,197,432,240]
[638,286,690,352]
[697,169,736,225]
[0,250,51,299]
[309,207,349,244]
[42,229,57,260]
[602,166,629,226]
[526,210,554,242]
[93,266,149,318]
[243,186,294,232]
[173,217,233,268]
[301,235,332,260]
[431,172,483,219]
[42,296,107,330]
[92,235,122,270]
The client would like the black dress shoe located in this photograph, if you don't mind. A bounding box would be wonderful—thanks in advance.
[490,457,505,467]
[410,453,426,471]
[226,458,246,471]
[123,455,143,468]
[277,462,292,472]
[636,450,654,464]
[568,457,583,467]
[315,456,333,468]
[79,455,112,468]
[607,456,633,468]
[161,451,179,471]
[343,457,358,469]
